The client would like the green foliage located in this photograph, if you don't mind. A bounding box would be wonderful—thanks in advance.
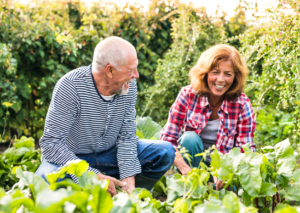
[240,0,300,151]
[136,116,162,140]
[0,0,175,142]
[0,139,299,212]
[255,107,295,150]
[0,136,41,190]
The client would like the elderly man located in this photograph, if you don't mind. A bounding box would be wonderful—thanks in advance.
[35,36,175,196]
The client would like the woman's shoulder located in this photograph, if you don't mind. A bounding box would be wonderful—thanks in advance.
[228,93,252,107]
[180,85,199,97]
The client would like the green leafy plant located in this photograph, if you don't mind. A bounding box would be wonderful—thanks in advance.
[240,0,300,151]
[0,139,299,212]
[0,136,41,190]
[136,116,162,140]
[255,106,295,150]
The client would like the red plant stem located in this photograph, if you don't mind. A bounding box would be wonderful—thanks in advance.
[255,198,260,213]
[291,201,295,206]
[272,153,277,212]
[227,186,230,191]
[276,185,280,203]
[276,192,280,204]
[264,197,267,208]
[272,195,275,212]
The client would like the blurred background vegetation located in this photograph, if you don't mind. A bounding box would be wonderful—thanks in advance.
[0,0,299,152]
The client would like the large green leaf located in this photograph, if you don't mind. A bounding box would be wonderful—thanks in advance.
[88,183,112,213]
[3,147,31,163]
[237,152,263,197]
[77,171,100,189]
[210,149,223,177]
[259,182,277,197]
[35,188,89,213]
[274,139,295,177]
[130,188,153,203]
[280,170,300,201]
[46,159,89,184]
[111,192,134,213]
[274,204,298,213]
[136,116,162,139]
[195,192,258,213]
[166,171,208,200]
[218,148,244,185]
[13,136,35,149]
[15,168,49,201]
[0,190,34,213]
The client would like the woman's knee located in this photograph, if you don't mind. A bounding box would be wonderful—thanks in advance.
[179,131,203,152]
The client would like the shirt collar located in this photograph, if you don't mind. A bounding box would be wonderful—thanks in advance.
[199,95,229,114]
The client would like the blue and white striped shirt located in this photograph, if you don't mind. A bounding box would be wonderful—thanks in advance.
[39,65,141,181]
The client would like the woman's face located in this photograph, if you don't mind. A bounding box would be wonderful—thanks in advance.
[207,60,235,100]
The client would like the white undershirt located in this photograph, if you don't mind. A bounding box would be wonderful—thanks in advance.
[101,94,116,101]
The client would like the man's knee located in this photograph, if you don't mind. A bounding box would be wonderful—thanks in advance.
[35,160,60,182]
[157,141,175,167]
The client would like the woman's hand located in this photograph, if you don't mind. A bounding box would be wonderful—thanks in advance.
[97,173,127,197]
[213,176,225,190]
[174,148,191,175]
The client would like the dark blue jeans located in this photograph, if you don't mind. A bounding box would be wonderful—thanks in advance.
[35,139,175,184]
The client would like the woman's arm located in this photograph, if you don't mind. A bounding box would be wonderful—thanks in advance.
[174,148,191,175]
[235,98,256,151]
[160,87,191,174]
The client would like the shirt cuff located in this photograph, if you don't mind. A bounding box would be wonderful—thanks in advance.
[70,166,100,184]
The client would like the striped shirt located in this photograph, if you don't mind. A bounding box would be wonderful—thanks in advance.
[160,85,256,154]
[39,65,141,181]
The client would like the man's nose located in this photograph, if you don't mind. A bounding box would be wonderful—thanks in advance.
[133,69,139,79]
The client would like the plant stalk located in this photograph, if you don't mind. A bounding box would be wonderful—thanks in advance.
[291,201,295,206]
[264,197,267,208]
[255,198,260,213]
[272,195,275,212]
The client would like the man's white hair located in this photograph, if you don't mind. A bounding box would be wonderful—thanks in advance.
[92,36,136,71]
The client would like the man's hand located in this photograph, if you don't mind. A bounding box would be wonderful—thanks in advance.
[97,173,127,197]
[213,176,225,190]
[121,176,135,194]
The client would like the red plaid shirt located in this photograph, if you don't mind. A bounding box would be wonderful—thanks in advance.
[160,85,256,154]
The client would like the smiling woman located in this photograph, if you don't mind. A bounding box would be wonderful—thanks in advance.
[160,44,256,190]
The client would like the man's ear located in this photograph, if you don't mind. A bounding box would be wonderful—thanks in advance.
[105,65,114,79]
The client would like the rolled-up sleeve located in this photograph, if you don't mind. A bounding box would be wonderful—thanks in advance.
[116,81,141,180]
[235,100,256,151]
[39,78,100,182]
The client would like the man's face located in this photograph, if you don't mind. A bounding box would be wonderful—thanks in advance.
[112,51,139,95]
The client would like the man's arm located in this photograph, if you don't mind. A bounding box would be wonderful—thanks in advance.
[39,77,100,182]
[116,80,141,192]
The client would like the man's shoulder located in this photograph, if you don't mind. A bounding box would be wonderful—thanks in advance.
[62,65,91,83]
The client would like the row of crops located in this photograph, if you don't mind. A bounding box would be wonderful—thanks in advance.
[0,118,300,212]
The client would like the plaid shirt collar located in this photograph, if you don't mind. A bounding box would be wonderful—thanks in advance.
[199,95,229,114]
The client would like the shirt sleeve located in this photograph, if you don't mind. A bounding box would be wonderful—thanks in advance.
[160,87,189,146]
[116,80,141,180]
[235,99,256,152]
[39,77,100,183]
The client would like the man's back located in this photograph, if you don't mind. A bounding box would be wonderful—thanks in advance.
[39,65,139,180]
